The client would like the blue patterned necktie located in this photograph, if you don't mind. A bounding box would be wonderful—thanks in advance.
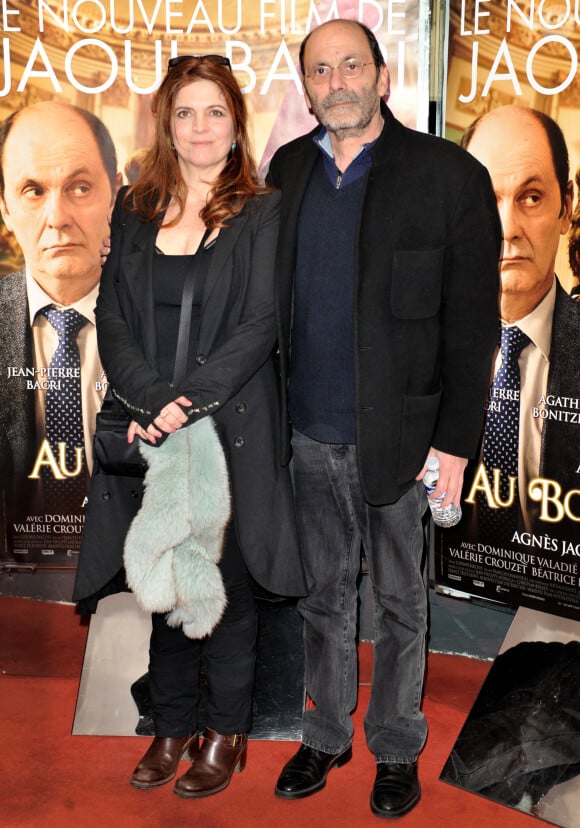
[480,325,530,538]
[41,306,88,506]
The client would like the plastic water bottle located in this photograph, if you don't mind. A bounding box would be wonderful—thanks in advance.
[423,456,462,528]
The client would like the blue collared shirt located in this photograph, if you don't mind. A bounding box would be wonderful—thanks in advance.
[314,127,375,188]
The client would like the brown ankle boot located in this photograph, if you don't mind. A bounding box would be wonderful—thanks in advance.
[173,728,247,798]
[131,733,199,789]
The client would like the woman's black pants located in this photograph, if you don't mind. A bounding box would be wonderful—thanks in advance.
[148,522,257,736]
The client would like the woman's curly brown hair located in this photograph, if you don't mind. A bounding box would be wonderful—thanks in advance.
[568,165,580,281]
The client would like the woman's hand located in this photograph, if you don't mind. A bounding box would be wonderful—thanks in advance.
[127,397,192,445]
[127,419,157,445]
[127,396,192,445]
[100,235,111,267]
[151,396,193,436]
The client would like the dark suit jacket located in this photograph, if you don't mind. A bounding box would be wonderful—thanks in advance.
[268,103,502,505]
[0,270,39,557]
[540,280,580,495]
[74,188,305,605]
[0,270,36,485]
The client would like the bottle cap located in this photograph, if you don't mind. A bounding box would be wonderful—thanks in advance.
[426,456,439,471]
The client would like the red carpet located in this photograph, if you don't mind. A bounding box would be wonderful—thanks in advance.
[0,596,551,827]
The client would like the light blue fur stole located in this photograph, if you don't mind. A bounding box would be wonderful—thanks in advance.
[124,417,230,639]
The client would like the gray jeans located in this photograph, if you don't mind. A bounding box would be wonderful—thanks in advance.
[291,430,429,763]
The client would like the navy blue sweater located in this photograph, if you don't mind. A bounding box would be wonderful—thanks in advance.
[289,158,366,444]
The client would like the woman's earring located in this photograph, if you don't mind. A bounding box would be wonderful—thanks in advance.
[231,141,237,150]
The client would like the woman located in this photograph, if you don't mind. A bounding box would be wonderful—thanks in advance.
[74,55,304,798]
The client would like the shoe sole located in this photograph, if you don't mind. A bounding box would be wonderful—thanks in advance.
[274,746,352,800]
[173,763,246,800]
[131,772,176,790]
[370,789,421,819]
[173,778,230,799]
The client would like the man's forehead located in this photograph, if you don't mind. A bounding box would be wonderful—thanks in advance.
[470,118,556,191]
[4,121,104,185]
[10,110,92,146]
[305,22,371,62]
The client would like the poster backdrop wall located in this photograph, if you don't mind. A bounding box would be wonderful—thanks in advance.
[436,0,580,621]
[0,0,426,597]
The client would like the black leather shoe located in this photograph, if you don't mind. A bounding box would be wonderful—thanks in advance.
[370,762,421,818]
[275,743,352,800]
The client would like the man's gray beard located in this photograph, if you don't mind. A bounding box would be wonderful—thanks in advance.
[313,89,379,139]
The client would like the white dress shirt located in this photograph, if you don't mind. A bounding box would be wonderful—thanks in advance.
[494,278,556,528]
[26,271,107,474]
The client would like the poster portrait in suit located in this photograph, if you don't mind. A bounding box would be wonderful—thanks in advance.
[0,101,121,567]
[435,104,580,620]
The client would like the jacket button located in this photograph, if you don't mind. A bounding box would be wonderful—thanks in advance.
[233,436,245,448]
[235,402,247,414]
[196,354,207,365]
[101,492,111,501]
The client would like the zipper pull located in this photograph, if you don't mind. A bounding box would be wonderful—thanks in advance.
[335,173,342,189]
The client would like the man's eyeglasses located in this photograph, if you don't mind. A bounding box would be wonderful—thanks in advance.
[305,58,373,84]
[168,54,232,70]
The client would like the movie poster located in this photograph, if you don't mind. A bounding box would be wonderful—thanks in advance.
[435,0,580,621]
[0,0,426,595]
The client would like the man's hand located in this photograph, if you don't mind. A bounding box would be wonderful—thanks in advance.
[416,449,467,508]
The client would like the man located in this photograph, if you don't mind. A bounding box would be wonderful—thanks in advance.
[0,101,120,560]
[461,105,579,536]
[569,164,580,299]
[267,19,501,820]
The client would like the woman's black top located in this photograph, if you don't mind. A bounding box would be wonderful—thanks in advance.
[152,247,209,382]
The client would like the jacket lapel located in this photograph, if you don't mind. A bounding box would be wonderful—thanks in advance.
[120,218,158,365]
[197,208,249,354]
[275,140,319,335]
[278,140,318,250]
